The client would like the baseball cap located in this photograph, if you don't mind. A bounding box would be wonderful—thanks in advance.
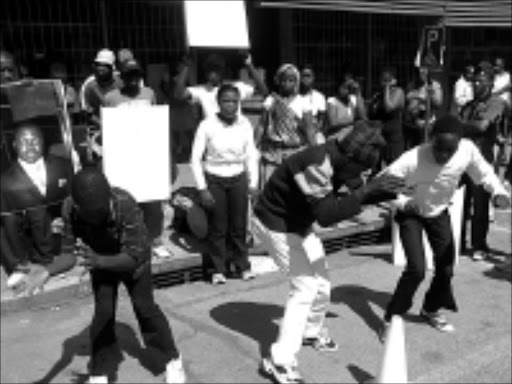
[120,59,142,76]
[94,49,116,67]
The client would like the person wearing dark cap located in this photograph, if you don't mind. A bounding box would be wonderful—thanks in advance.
[381,115,510,338]
[57,168,185,384]
[460,61,507,261]
[253,120,407,384]
[104,58,172,258]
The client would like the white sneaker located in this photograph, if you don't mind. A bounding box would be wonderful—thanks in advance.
[261,357,304,384]
[6,271,27,288]
[472,250,488,261]
[87,376,108,384]
[166,356,186,384]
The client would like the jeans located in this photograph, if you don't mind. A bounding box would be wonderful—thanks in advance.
[205,172,250,275]
[252,217,330,366]
[385,210,457,321]
[89,264,179,375]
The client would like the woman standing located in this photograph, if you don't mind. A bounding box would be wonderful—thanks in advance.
[299,64,327,142]
[191,84,259,285]
[325,78,366,142]
[257,64,316,185]
[369,67,406,166]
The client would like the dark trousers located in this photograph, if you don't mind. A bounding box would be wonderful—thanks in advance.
[385,210,457,321]
[139,201,164,242]
[89,264,179,375]
[461,144,494,252]
[205,172,250,275]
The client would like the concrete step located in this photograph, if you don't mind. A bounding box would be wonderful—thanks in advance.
[0,205,391,315]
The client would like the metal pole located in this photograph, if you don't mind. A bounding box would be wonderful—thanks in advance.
[99,0,109,48]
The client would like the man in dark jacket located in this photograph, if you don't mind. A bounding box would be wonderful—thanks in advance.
[58,168,185,384]
[254,120,406,384]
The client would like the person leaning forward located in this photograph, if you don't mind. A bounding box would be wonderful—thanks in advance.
[252,120,407,384]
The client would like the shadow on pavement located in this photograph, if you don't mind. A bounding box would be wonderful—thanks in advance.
[331,285,391,338]
[210,301,282,358]
[347,363,374,383]
[31,322,164,384]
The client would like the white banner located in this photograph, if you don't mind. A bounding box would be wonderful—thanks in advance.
[184,0,250,48]
[102,105,170,202]
[392,186,465,269]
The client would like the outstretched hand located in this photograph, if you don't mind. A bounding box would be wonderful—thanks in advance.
[366,173,407,196]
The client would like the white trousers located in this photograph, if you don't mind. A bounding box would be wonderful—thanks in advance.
[252,216,331,366]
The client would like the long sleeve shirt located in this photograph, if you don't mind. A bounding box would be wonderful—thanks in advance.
[385,138,509,218]
[191,114,259,190]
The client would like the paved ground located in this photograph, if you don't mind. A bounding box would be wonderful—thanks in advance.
[1,207,510,383]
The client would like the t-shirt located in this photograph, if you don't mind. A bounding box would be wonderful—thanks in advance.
[302,89,327,117]
[493,71,511,106]
[103,87,156,107]
[326,96,356,126]
[187,81,254,119]
[79,74,123,116]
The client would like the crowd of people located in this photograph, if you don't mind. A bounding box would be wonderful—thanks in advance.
[1,45,511,384]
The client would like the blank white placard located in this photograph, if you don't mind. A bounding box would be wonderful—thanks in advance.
[102,105,170,202]
[392,186,465,269]
[184,0,250,48]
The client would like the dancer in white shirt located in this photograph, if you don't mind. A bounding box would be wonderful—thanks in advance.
[191,83,259,284]
[381,114,510,336]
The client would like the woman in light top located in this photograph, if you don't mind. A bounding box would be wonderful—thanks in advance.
[300,64,327,141]
[325,77,366,142]
[381,114,510,337]
[190,83,259,285]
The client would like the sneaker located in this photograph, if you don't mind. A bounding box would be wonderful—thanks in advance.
[302,335,338,352]
[420,310,455,332]
[241,270,256,281]
[6,271,27,289]
[86,376,108,384]
[211,273,227,285]
[165,356,186,384]
[261,357,304,384]
[472,250,488,261]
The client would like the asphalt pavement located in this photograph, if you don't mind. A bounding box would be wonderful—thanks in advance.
[1,208,510,384]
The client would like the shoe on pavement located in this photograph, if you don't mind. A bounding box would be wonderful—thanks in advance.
[166,356,186,384]
[420,309,455,332]
[261,357,304,384]
[212,273,227,285]
[87,376,108,384]
[302,334,338,352]
[241,270,257,281]
[472,250,488,261]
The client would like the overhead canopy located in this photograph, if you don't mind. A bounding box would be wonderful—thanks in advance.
[259,1,512,27]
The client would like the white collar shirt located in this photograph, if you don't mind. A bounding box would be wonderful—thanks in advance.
[18,158,47,196]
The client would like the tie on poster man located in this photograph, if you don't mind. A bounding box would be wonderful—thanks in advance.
[183,0,250,49]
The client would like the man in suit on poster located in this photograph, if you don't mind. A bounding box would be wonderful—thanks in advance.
[0,121,76,293]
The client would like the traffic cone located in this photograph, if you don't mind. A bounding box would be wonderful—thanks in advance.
[376,315,408,383]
